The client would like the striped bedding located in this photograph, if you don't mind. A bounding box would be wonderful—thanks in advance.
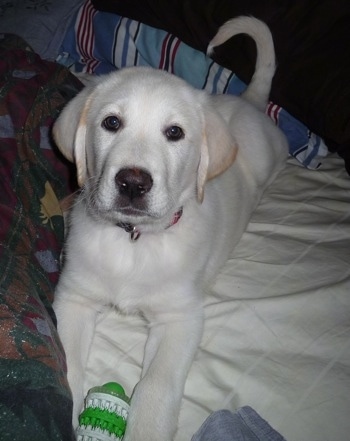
[58,0,328,170]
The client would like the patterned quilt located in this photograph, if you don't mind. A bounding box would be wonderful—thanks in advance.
[0,34,82,441]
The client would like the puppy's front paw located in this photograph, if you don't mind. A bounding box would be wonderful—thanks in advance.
[123,378,177,441]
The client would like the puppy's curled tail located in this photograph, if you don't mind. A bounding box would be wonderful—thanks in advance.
[207,16,275,111]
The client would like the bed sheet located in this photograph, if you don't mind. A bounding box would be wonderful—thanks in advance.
[83,155,350,441]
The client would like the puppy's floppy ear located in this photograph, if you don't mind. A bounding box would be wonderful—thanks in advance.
[197,108,238,202]
[53,87,94,187]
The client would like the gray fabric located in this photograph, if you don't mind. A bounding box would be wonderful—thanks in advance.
[0,0,85,59]
[192,408,287,441]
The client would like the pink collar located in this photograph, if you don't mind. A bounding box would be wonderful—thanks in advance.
[117,207,183,242]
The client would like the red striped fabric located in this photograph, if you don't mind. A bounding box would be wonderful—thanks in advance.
[76,0,99,72]
[267,102,281,124]
[159,33,181,73]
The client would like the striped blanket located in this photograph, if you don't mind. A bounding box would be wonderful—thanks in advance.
[59,0,328,170]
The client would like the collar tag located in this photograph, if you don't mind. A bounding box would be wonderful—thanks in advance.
[130,227,141,241]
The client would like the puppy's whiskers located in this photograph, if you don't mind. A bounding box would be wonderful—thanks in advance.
[82,174,110,220]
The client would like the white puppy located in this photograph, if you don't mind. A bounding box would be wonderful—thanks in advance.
[53,16,288,441]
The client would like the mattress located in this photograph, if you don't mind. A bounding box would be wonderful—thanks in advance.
[84,154,350,441]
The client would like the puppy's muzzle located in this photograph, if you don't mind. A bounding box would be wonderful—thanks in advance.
[115,168,153,203]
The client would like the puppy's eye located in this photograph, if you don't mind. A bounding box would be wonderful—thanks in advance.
[165,125,184,141]
[102,115,121,132]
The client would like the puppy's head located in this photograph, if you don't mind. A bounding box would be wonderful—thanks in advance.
[53,67,237,230]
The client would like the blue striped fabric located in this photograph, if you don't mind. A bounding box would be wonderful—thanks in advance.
[58,0,328,169]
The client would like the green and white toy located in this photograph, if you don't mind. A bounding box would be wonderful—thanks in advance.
[76,382,130,441]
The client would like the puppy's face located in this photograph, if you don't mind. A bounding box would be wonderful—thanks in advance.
[54,68,237,231]
[85,71,204,228]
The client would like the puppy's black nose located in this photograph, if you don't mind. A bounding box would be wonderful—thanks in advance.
[115,168,153,200]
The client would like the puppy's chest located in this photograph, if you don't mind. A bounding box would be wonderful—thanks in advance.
[77,228,189,310]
